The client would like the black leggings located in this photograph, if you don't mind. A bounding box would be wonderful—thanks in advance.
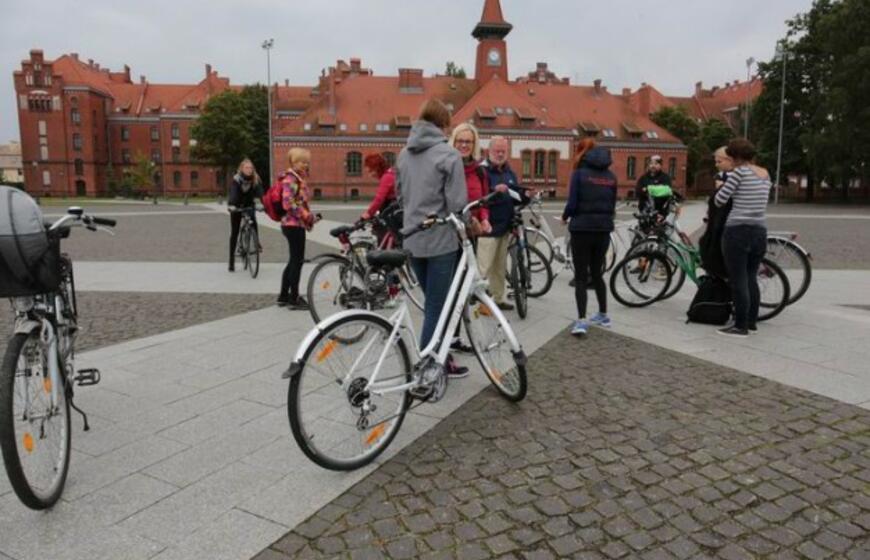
[571,231,609,318]
[229,210,258,262]
[280,226,306,300]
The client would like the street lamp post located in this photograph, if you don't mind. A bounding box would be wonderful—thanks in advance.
[774,44,788,205]
[745,57,755,138]
[262,38,274,186]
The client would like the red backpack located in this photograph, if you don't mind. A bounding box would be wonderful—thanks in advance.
[263,180,286,222]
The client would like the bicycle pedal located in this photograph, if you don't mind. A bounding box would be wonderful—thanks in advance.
[408,385,434,400]
[75,368,101,387]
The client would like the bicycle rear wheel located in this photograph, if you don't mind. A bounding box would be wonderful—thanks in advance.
[765,237,810,304]
[660,244,688,301]
[288,314,412,471]
[0,332,71,510]
[509,245,528,319]
[247,228,260,279]
[464,299,527,402]
[757,258,791,322]
[307,257,368,323]
[609,250,673,308]
[524,245,554,298]
[524,227,554,267]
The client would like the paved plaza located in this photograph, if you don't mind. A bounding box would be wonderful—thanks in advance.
[0,199,869,560]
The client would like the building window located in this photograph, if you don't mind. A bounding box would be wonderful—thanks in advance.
[627,156,637,180]
[151,148,161,163]
[533,150,546,179]
[172,146,181,163]
[173,171,182,187]
[646,131,659,139]
[382,152,396,167]
[154,171,162,188]
[521,150,531,179]
[151,126,159,142]
[339,124,348,132]
[359,124,368,132]
[71,108,81,125]
[350,188,360,200]
[346,152,362,176]
[74,159,84,175]
[304,123,312,131]
[72,133,83,151]
[668,157,677,179]
[25,73,34,86]
[191,171,199,188]
[121,126,129,141]
[42,170,51,186]
[375,123,390,132]
[40,146,49,161]
[548,151,559,181]
[171,124,180,139]
[602,129,616,138]
[313,188,323,199]
[38,120,47,136]
[122,149,131,164]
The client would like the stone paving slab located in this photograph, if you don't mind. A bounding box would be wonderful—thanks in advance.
[256,328,870,560]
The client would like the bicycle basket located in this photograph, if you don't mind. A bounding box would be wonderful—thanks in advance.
[0,186,62,297]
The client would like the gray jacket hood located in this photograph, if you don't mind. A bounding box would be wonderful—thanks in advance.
[406,121,448,154]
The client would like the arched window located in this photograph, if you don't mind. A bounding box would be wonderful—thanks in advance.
[668,157,677,179]
[151,126,159,142]
[71,108,81,125]
[74,158,84,176]
[72,133,82,151]
[346,152,362,176]
[547,151,559,181]
[171,124,180,139]
[173,171,182,187]
[350,188,360,200]
[521,150,532,179]
[533,150,546,179]
[627,156,637,180]
[190,171,199,188]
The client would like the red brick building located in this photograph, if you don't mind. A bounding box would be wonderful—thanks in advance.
[15,0,690,199]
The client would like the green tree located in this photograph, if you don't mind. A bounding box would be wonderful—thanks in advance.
[191,90,253,194]
[238,85,271,183]
[445,61,467,79]
[128,151,157,197]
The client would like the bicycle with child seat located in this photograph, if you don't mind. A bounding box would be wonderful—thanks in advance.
[285,193,527,471]
[229,206,260,279]
[306,211,423,329]
[1,207,116,510]
[611,213,791,322]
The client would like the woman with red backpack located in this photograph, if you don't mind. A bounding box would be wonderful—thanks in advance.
[276,148,316,310]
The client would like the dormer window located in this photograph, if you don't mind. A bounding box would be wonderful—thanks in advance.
[602,129,616,138]
[304,123,312,131]
[645,131,659,139]
[359,123,368,132]
[339,123,348,131]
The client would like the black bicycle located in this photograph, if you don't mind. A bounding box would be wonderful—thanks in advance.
[229,206,260,279]
[1,206,116,510]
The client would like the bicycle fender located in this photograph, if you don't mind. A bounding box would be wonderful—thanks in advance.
[14,318,41,336]
[282,361,303,379]
[285,309,387,373]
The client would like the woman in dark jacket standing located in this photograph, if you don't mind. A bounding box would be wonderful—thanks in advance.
[561,139,618,336]
[227,158,263,272]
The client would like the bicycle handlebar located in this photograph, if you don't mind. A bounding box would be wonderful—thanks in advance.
[404,191,500,239]
[49,209,117,235]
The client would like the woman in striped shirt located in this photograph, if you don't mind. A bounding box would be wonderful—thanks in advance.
[714,138,771,337]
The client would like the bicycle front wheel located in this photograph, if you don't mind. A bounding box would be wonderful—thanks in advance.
[609,250,673,308]
[288,314,412,471]
[524,245,554,298]
[766,238,811,304]
[659,244,687,301]
[510,246,528,319]
[0,332,71,510]
[247,228,260,279]
[307,257,368,323]
[524,227,554,267]
[464,299,527,402]
[757,258,791,322]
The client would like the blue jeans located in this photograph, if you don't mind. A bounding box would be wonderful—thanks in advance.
[722,225,767,330]
[410,252,459,349]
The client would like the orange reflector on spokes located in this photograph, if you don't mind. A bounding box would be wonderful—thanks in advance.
[478,304,492,317]
[490,368,503,382]
[23,433,34,453]
[365,424,386,447]
[321,281,331,290]
[316,340,338,363]
[43,377,52,394]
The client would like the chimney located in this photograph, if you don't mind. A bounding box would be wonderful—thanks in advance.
[641,82,647,88]
[593,79,602,94]
[205,63,212,78]
[398,68,424,93]
[140,75,146,84]
[124,64,131,82]
[622,87,632,98]
[637,87,651,116]
[695,81,703,97]
[88,59,94,67]
[71,53,79,61]
[350,58,361,73]
[284,79,289,87]
[328,72,336,116]
[30,49,44,63]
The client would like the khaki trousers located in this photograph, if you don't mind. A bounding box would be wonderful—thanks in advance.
[477,234,511,303]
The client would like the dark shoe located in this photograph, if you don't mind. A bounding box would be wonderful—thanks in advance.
[718,326,749,338]
[276,297,289,307]
[496,301,514,311]
[748,324,758,334]
[450,338,473,354]
[445,358,469,378]
[289,296,310,310]
[228,261,235,272]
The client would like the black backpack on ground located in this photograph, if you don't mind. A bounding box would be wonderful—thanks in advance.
[0,186,62,297]
[686,275,732,325]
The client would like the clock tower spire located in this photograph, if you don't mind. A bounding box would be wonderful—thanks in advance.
[473,0,512,83]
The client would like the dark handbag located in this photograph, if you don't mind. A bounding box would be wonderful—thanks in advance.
[686,275,732,325]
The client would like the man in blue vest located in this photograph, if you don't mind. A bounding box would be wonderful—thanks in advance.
[478,136,528,310]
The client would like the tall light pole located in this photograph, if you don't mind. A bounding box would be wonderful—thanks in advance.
[774,44,788,204]
[262,38,274,186]
[744,57,755,138]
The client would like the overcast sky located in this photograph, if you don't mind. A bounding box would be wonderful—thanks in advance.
[2,0,813,143]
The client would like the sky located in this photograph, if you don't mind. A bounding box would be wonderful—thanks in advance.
[2,0,814,144]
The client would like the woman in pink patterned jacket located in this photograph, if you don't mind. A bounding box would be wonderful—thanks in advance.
[277,148,315,309]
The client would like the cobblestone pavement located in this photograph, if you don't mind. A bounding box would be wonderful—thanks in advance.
[256,329,870,560]
[0,291,275,355]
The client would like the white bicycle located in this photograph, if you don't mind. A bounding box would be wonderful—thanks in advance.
[284,195,527,471]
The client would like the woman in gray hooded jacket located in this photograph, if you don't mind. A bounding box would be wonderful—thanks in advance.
[396,99,469,376]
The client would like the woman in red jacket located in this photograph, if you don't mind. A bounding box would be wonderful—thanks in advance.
[360,154,396,221]
[450,123,491,236]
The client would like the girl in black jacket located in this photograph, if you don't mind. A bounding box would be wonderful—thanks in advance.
[561,139,618,336]
[228,158,263,272]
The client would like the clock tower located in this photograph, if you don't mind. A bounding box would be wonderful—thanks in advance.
[473,0,512,83]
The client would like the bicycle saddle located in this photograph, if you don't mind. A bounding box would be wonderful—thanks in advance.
[366,250,408,269]
[330,225,355,238]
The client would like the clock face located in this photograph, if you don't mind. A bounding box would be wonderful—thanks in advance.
[487,49,501,66]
